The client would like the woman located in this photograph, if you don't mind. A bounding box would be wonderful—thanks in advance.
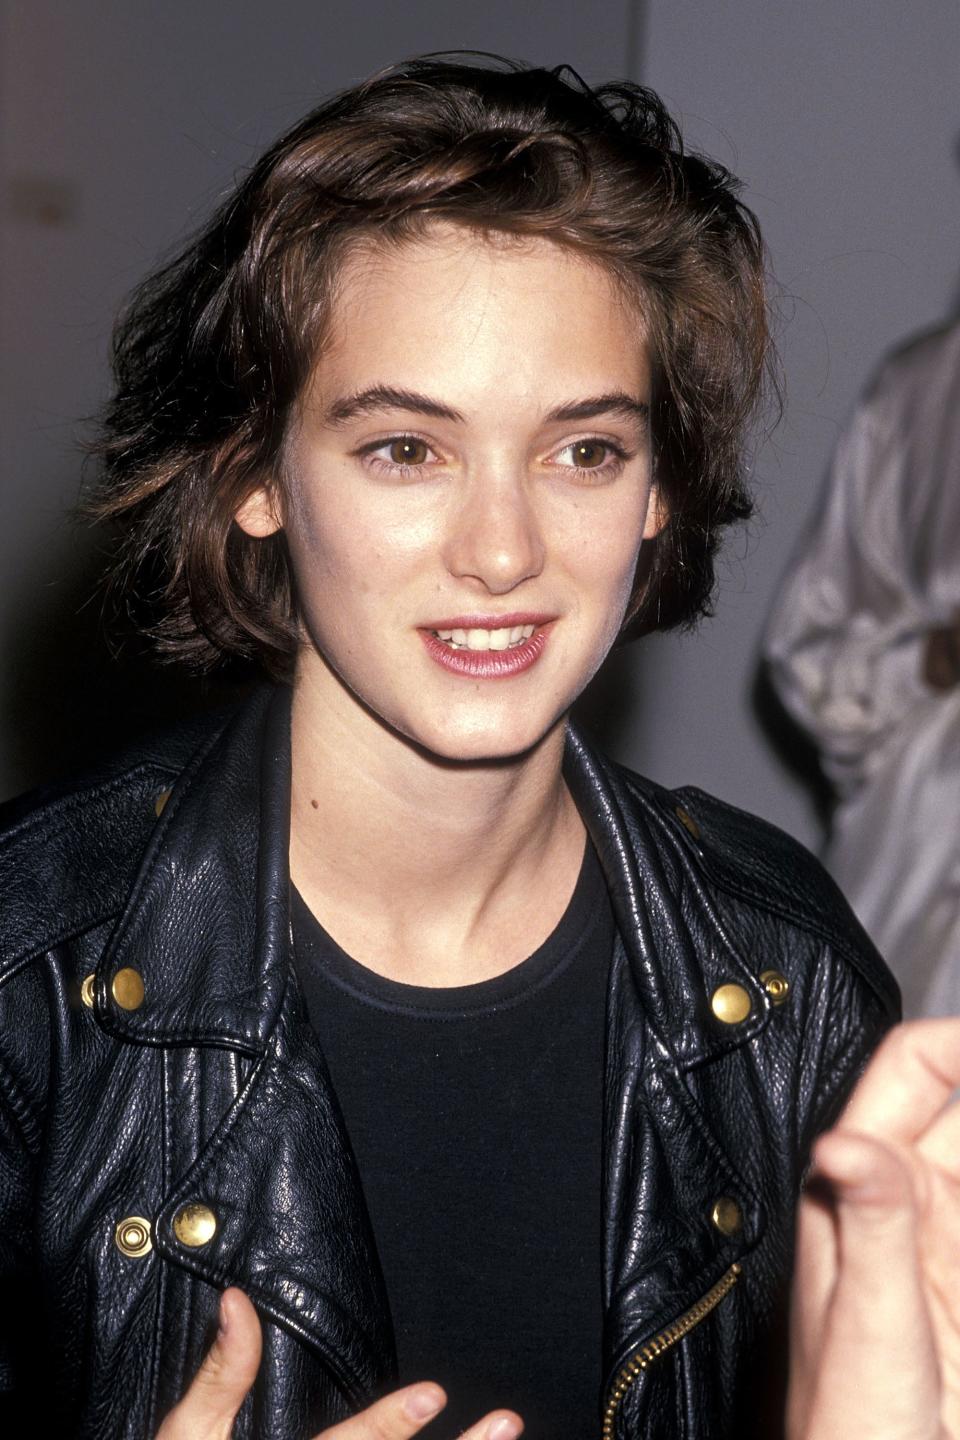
[0,57,897,1438]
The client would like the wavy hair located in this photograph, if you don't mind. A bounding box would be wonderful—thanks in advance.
[89,55,771,676]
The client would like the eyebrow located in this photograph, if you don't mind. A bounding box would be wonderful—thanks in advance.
[548,394,649,427]
[325,386,464,425]
[324,385,649,430]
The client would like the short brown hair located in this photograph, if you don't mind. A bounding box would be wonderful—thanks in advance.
[89,55,770,678]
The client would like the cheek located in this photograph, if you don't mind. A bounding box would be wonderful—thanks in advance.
[578,529,648,659]
[285,500,363,616]
[286,490,429,623]
[574,503,649,605]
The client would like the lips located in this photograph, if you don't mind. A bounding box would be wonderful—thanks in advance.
[419,613,554,678]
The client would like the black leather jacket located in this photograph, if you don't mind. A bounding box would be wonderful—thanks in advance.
[0,686,898,1439]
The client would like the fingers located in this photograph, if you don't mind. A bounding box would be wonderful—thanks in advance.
[156,1288,263,1440]
[789,1131,939,1439]
[318,1384,446,1439]
[838,1019,960,1145]
[812,1128,923,1296]
[459,1415,523,1440]
[151,1291,524,1440]
[317,1385,523,1440]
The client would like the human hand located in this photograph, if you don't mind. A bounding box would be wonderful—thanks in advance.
[788,1019,960,1440]
[156,1287,523,1440]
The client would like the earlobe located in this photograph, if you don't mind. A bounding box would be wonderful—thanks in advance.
[643,486,669,541]
[234,486,283,539]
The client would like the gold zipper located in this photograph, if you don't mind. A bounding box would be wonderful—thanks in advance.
[601,1262,742,1438]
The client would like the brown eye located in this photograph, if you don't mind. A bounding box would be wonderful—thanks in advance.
[389,438,429,466]
[571,441,607,468]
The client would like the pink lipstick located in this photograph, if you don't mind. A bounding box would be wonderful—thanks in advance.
[419,613,554,679]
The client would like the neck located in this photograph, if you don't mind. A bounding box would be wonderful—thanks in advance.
[288,669,585,986]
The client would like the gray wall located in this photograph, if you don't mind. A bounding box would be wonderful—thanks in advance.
[3,0,959,855]
[621,0,960,847]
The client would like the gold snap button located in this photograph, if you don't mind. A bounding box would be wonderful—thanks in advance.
[675,806,701,840]
[710,982,752,1025]
[154,789,172,818]
[80,973,95,1009]
[173,1203,218,1248]
[760,969,790,1005]
[711,1197,743,1237]
[115,1215,153,1258]
[111,967,145,1012]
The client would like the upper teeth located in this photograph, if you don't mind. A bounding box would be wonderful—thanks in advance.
[434,624,536,651]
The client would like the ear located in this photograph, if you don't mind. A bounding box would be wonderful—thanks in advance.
[234,484,283,539]
[642,484,669,541]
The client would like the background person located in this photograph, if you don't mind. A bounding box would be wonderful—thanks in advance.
[765,321,960,1018]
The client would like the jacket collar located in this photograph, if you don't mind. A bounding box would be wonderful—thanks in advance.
[97,685,772,1068]
[563,726,773,1069]
[562,731,770,1386]
[95,685,291,1051]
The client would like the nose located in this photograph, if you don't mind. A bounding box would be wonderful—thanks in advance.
[442,472,546,595]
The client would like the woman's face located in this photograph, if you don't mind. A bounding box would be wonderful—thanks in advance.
[237,224,663,763]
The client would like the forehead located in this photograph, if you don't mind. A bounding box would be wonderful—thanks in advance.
[307,223,650,410]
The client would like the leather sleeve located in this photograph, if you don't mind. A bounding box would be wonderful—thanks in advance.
[0,990,44,1431]
[797,935,897,1152]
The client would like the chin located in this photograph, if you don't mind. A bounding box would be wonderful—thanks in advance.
[400,710,565,767]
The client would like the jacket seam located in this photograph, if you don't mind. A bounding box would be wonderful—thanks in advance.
[805,942,880,1136]
[0,761,180,851]
[0,909,125,986]
[0,1047,41,1154]
[156,1047,367,1407]
[633,776,894,1006]
[702,871,896,1011]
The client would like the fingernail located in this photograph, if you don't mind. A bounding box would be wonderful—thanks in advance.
[487,1420,522,1440]
[217,1292,229,1338]
[404,1386,445,1421]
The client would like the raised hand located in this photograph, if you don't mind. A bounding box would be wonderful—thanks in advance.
[788,1019,960,1440]
[156,1288,523,1440]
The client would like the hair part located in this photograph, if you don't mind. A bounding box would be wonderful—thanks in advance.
[88,55,773,678]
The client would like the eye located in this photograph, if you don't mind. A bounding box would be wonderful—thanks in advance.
[567,440,609,468]
[552,437,630,477]
[356,434,442,476]
[386,437,430,466]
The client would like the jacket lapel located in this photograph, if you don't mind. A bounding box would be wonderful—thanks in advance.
[564,729,768,1384]
[93,686,292,1052]
[93,685,394,1401]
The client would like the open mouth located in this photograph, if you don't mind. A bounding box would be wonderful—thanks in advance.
[432,624,537,652]
[419,619,550,678]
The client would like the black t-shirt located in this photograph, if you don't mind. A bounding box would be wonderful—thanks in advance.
[291,842,614,1439]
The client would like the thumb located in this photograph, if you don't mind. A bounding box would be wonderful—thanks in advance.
[815,1127,923,1330]
[157,1288,263,1439]
[794,1131,939,1440]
